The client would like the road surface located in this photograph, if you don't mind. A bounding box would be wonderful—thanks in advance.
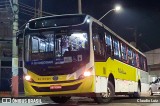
[0,94,160,106]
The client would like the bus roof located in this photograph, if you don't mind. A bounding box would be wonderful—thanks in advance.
[28,14,87,22]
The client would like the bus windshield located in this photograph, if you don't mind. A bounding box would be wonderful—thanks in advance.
[25,30,89,65]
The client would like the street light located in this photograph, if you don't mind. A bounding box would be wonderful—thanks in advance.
[98,5,122,21]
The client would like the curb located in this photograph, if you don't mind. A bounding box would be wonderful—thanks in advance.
[0,92,12,97]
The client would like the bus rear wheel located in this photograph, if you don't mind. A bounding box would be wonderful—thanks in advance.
[94,81,115,104]
[50,96,71,103]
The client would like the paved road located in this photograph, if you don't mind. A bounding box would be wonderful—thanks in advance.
[0,95,160,106]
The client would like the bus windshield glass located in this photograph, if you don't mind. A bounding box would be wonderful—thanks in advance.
[29,15,86,29]
[25,30,89,65]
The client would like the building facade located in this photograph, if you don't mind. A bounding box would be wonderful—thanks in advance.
[145,48,160,82]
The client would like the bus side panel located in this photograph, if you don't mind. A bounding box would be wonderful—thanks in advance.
[94,57,138,93]
[139,69,149,93]
[95,76,108,93]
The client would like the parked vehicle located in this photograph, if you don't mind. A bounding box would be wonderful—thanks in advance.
[149,78,160,96]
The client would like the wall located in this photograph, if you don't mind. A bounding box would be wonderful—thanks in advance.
[145,48,160,82]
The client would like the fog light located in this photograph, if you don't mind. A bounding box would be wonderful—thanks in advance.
[83,71,91,77]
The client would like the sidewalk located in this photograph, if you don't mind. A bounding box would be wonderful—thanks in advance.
[0,92,11,97]
[0,92,25,97]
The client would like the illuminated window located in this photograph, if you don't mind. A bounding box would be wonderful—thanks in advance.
[113,38,120,59]
[121,43,127,61]
[32,37,39,53]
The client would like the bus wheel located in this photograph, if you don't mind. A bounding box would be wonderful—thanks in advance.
[50,96,71,103]
[94,81,115,104]
[128,94,134,97]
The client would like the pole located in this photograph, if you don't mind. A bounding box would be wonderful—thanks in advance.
[12,0,19,97]
[35,0,37,17]
[40,0,42,17]
[38,0,42,17]
[98,9,114,21]
[78,0,82,14]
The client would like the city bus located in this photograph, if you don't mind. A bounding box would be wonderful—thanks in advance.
[17,14,149,103]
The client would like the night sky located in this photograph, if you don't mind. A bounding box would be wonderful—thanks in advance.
[19,0,160,52]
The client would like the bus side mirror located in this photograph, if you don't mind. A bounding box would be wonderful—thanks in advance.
[16,30,23,46]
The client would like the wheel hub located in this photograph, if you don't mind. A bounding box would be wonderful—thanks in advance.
[101,87,111,98]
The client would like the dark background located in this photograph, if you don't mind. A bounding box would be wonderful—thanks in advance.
[19,0,160,52]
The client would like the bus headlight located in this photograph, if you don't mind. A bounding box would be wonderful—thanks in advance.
[24,75,32,81]
[79,67,93,79]
[84,71,91,77]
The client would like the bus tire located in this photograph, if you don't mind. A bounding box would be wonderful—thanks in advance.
[94,81,115,104]
[50,96,71,103]
[128,94,134,97]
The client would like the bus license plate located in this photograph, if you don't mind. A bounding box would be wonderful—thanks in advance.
[50,85,62,90]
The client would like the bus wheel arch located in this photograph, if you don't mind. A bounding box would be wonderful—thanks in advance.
[108,73,115,90]
[138,80,141,92]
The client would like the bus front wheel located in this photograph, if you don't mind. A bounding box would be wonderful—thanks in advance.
[94,81,115,104]
[50,96,71,103]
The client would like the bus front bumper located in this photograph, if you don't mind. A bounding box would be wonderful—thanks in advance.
[24,76,95,96]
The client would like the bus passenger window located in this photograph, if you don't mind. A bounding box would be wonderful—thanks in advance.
[32,37,39,53]
[121,43,127,61]
[93,34,104,55]
[127,48,133,65]
[105,34,112,54]
[93,34,101,54]
[143,58,147,71]
[113,39,120,59]
[40,40,46,52]
[136,53,140,68]
[132,51,137,66]
[93,33,105,61]
[140,56,145,70]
